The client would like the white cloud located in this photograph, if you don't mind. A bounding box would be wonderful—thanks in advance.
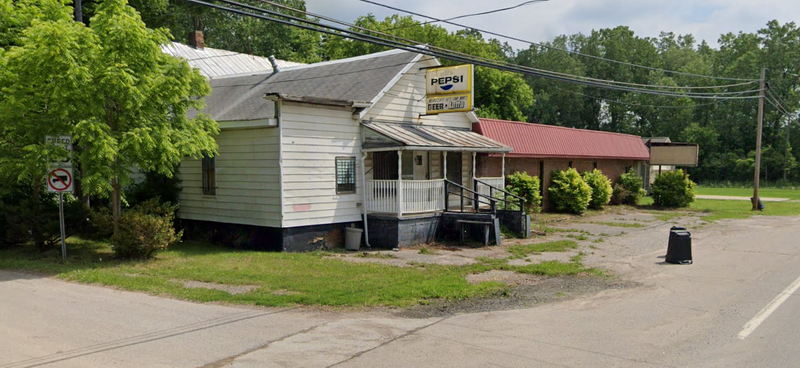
[305,0,799,48]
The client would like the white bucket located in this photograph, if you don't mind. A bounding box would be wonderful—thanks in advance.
[345,227,363,251]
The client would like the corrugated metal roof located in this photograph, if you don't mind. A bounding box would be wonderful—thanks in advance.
[196,49,420,121]
[162,42,304,79]
[363,121,511,152]
[474,118,650,160]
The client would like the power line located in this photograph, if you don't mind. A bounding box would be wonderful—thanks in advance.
[405,0,549,27]
[549,86,723,109]
[358,0,756,82]
[186,0,762,100]
[261,0,758,91]
[260,0,758,91]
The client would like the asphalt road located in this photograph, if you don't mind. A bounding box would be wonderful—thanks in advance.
[1,215,799,367]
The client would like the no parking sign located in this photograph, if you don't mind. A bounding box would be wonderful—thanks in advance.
[47,167,74,193]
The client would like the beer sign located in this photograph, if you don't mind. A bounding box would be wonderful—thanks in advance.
[425,64,474,114]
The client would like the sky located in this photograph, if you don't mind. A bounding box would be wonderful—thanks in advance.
[305,0,799,50]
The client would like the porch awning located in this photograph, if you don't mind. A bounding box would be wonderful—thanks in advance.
[362,121,511,153]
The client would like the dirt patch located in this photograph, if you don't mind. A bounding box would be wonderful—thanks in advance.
[271,289,302,296]
[178,280,259,295]
[466,270,544,286]
[397,275,638,318]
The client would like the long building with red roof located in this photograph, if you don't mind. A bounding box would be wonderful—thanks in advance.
[473,118,650,207]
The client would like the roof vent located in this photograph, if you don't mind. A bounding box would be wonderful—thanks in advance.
[188,30,205,49]
[268,55,280,75]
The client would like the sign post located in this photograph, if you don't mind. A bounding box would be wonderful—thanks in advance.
[47,167,73,261]
[45,134,74,261]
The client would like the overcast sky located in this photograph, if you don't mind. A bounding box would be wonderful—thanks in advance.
[305,0,799,49]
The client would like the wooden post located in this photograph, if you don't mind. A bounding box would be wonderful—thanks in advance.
[501,152,506,184]
[443,151,447,180]
[472,152,477,181]
[753,68,766,211]
[397,150,403,217]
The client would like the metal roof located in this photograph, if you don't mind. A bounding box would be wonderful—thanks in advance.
[362,121,511,152]
[474,118,650,160]
[196,49,420,121]
[162,42,304,79]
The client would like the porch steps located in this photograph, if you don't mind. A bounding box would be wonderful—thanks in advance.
[441,212,501,246]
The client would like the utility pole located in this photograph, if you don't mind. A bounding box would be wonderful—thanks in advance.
[74,0,82,22]
[752,68,766,210]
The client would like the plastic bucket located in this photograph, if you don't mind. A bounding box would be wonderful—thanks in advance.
[345,227,363,251]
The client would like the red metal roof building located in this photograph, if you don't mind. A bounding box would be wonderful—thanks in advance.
[473,118,650,209]
[474,118,650,160]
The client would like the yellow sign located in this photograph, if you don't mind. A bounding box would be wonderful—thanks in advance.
[425,64,474,114]
[426,93,473,114]
[425,64,473,95]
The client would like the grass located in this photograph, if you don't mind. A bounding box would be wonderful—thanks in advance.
[417,247,437,255]
[695,186,800,200]
[0,237,602,308]
[639,194,800,222]
[507,240,578,259]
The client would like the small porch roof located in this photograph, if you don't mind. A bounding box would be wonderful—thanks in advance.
[362,121,511,153]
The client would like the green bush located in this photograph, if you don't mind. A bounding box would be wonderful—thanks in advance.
[582,169,612,209]
[504,171,542,214]
[651,169,696,207]
[111,200,181,259]
[548,168,592,214]
[611,170,645,205]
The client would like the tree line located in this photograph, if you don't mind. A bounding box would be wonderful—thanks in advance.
[126,0,797,183]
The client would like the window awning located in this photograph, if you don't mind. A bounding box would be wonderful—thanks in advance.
[362,121,511,153]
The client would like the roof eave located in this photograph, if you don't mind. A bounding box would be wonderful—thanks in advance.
[265,93,370,108]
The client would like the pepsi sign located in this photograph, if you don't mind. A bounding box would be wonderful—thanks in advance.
[425,64,473,96]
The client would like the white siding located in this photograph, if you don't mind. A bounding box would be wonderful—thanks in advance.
[364,57,473,130]
[178,127,281,227]
[280,103,363,228]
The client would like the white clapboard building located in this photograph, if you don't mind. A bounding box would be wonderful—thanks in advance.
[169,43,518,251]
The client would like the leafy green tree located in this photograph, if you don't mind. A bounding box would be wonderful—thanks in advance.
[651,169,696,207]
[74,0,218,229]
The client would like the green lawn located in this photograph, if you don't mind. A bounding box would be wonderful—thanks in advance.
[695,186,800,200]
[639,195,800,222]
[507,240,578,258]
[0,237,600,308]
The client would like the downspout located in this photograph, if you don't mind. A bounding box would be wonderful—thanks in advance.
[359,125,372,249]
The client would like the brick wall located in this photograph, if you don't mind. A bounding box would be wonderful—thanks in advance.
[477,154,642,210]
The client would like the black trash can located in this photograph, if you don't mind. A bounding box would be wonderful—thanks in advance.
[666,226,692,264]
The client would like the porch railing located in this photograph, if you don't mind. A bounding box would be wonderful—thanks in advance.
[365,180,398,214]
[403,179,445,213]
[365,179,445,214]
[476,177,504,198]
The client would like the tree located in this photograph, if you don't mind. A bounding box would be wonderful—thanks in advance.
[74,0,218,230]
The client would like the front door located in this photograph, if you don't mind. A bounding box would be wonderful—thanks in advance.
[446,152,462,185]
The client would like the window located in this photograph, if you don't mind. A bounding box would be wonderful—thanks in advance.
[336,156,356,194]
[202,154,216,195]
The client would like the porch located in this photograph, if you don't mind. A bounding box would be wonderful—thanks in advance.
[359,121,527,248]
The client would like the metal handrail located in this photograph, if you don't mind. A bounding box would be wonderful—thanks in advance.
[444,179,496,214]
[473,178,525,211]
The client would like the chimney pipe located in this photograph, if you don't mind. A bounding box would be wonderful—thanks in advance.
[268,55,280,75]
[188,30,205,49]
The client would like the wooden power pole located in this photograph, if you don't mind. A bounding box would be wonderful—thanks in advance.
[752,68,767,210]
[74,0,82,22]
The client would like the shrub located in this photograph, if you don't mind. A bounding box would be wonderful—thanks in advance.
[651,169,696,207]
[111,200,181,259]
[504,171,542,214]
[611,170,645,205]
[582,169,612,209]
[548,168,592,214]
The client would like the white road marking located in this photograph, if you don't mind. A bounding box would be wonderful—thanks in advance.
[737,274,800,339]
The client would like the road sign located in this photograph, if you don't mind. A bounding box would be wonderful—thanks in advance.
[47,167,74,193]
[46,135,73,165]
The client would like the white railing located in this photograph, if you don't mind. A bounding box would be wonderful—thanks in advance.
[365,179,445,214]
[403,179,445,213]
[365,180,398,214]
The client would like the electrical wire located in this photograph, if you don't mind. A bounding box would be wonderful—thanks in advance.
[402,0,549,27]
[185,0,762,100]
[259,0,759,91]
[548,86,724,109]
[358,0,756,82]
